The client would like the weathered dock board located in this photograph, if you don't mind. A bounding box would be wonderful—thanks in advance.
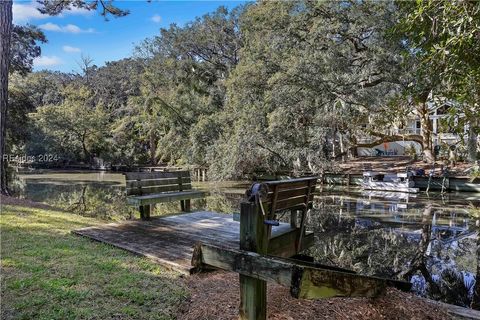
[73,211,310,274]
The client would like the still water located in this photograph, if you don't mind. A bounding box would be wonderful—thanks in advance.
[12,170,480,307]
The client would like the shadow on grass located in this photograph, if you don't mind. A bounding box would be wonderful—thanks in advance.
[1,205,188,320]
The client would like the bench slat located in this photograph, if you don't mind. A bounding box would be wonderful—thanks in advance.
[270,195,314,212]
[266,186,316,202]
[125,171,190,181]
[127,190,207,206]
[265,177,318,187]
[126,184,193,196]
[126,177,191,188]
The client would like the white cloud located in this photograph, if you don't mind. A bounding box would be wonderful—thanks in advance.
[34,56,63,67]
[13,2,47,23]
[63,45,81,53]
[38,22,62,32]
[64,24,83,33]
[39,23,95,34]
[13,1,93,24]
[151,14,162,23]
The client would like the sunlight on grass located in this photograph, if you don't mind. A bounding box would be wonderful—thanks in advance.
[0,204,187,320]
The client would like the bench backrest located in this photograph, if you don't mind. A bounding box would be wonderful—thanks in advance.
[261,177,318,215]
[124,171,191,196]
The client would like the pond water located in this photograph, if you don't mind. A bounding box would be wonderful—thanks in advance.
[11,170,480,307]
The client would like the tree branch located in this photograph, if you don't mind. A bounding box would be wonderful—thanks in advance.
[333,132,424,159]
[255,142,288,166]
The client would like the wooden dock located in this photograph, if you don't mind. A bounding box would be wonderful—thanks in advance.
[72,209,480,320]
[323,173,480,192]
[73,211,307,274]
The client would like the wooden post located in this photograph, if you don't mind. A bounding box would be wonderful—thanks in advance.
[297,180,313,252]
[139,205,150,220]
[290,210,297,228]
[178,176,184,211]
[267,185,279,240]
[239,201,267,320]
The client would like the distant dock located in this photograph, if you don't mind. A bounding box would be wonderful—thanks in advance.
[322,173,480,193]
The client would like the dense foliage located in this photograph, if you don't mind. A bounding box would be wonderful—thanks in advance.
[7,0,480,180]
[397,0,480,161]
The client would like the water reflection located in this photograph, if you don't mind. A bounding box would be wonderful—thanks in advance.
[308,188,479,307]
[12,171,480,307]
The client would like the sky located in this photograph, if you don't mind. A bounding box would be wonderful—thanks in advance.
[13,0,247,73]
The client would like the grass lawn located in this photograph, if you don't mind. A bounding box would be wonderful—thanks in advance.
[0,202,187,320]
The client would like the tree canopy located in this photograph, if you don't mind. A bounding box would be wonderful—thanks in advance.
[5,0,480,181]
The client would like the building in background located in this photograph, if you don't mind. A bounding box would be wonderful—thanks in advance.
[357,99,474,157]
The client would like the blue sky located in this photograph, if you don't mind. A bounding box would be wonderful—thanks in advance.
[13,0,247,73]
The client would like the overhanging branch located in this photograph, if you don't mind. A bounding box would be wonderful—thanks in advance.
[333,132,424,159]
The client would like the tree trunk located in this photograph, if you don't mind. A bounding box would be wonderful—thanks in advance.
[350,135,358,158]
[417,102,434,163]
[0,0,12,195]
[149,130,157,165]
[401,203,441,294]
[467,119,478,163]
[331,130,336,159]
[402,204,433,279]
[81,131,92,164]
[338,131,345,161]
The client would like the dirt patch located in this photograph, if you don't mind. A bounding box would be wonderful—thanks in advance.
[178,271,451,320]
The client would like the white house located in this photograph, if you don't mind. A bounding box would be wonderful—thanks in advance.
[357,99,472,157]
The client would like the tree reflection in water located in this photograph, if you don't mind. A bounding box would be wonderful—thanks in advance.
[306,192,478,308]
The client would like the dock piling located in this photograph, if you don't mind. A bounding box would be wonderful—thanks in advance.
[239,201,267,320]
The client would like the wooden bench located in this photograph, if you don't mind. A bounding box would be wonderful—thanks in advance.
[125,171,206,220]
[246,176,318,257]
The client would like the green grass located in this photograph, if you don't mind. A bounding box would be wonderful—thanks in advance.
[0,204,187,320]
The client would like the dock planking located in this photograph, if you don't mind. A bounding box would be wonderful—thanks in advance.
[73,211,297,274]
